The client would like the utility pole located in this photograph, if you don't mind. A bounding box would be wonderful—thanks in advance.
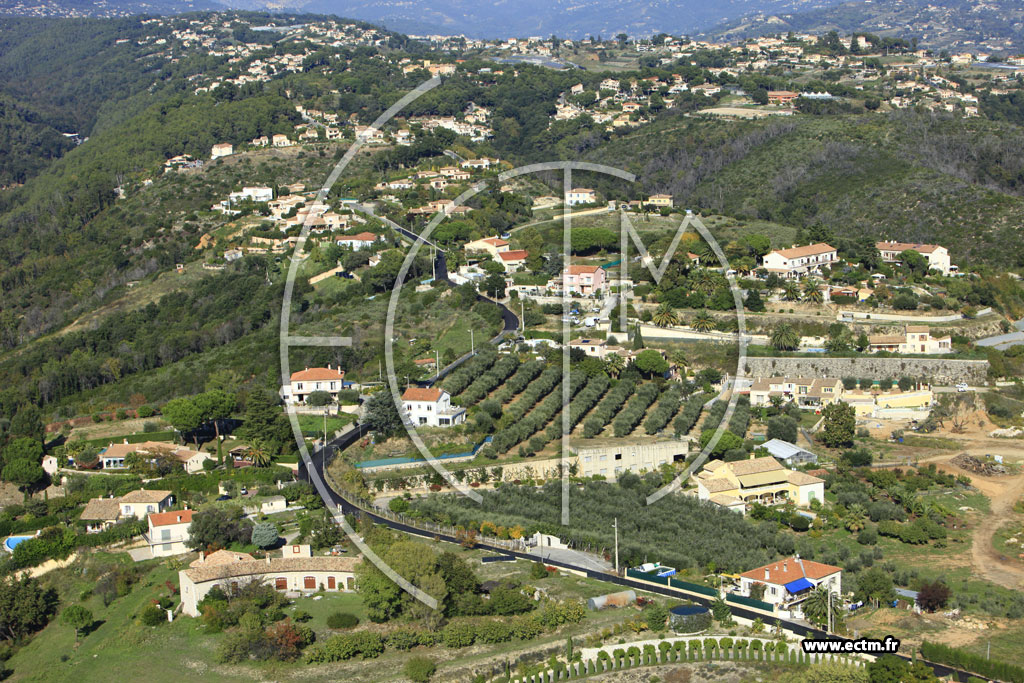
[520,300,525,333]
[470,329,475,354]
[323,407,328,454]
[613,517,619,575]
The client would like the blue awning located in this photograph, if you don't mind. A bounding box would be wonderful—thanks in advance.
[785,577,814,593]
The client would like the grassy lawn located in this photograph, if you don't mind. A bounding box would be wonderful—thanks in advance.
[296,413,357,438]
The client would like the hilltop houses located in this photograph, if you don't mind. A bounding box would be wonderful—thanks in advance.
[146,509,194,557]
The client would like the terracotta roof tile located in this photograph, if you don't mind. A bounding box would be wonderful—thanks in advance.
[149,509,194,527]
[773,243,835,259]
[402,387,443,402]
[290,367,345,382]
[740,557,841,584]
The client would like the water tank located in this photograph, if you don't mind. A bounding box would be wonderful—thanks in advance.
[669,604,712,633]
[586,590,636,610]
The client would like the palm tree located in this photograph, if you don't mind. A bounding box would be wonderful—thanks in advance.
[770,322,800,351]
[781,280,802,302]
[249,439,273,467]
[690,310,716,333]
[652,303,679,328]
[802,585,842,630]
[696,241,716,265]
[802,278,824,303]
[604,353,625,378]
[844,504,868,532]
[693,268,718,294]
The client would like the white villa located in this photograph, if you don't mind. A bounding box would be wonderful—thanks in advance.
[867,325,952,354]
[876,241,953,275]
[400,387,466,427]
[280,366,346,405]
[762,243,838,278]
[737,557,842,611]
[146,509,194,557]
[566,188,597,206]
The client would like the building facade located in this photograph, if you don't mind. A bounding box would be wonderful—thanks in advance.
[179,545,359,617]
[573,440,687,481]
[280,366,346,405]
[401,387,466,427]
[762,243,837,279]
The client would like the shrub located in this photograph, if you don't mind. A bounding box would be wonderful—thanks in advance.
[137,405,155,418]
[386,628,421,651]
[326,612,359,629]
[404,656,437,682]
[139,604,165,626]
[441,620,476,648]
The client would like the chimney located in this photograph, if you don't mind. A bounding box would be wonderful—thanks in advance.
[266,555,271,566]
[764,569,770,581]
[200,551,206,563]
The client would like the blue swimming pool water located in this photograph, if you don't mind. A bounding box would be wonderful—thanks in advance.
[3,535,32,552]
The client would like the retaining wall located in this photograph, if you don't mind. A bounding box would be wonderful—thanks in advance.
[741,357,988,385]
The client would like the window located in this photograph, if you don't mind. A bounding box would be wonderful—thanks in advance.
[328,576,336,589]
[303,576,316,589]
[161,529,170,541]
[162,543,171,552]
[296,383,303,391]
[275,577,287,590]
[614,453,622,461]
[419,417,427,425]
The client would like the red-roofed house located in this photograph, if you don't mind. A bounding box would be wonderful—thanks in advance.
[738,556,841,614]
[497,249,529,273]
[559,265,606,295]
[464,236,510,258]
[281,365,346,405]
[762,243,837,279]
[335,232,382,249]
[146,509,194,557]
[401,386,465,427]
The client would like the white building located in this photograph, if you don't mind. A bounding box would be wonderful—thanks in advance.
[464,236,509,257]
[335,232,382,249]
[146,509,194,557]
[876,241,952,275]
[211,143,234,159]
[281,366,346,404]
[738,557,841,611]
[400,387,466,427]
[762,243,838,279]
[566,188,597,206]
[573,440,686,481]
[867,325,952,354]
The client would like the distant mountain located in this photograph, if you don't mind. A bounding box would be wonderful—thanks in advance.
[0,0,221,19]
[294,0,847,38]
[0,0,850,38]
[706,0,1024,52]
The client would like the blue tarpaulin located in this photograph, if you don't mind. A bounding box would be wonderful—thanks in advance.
[785,577,814,593]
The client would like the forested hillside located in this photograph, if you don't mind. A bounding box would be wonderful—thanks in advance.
[582,110,1024,267]
[0,94,74,186]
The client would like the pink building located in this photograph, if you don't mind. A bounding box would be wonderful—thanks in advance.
[561,265,606,295]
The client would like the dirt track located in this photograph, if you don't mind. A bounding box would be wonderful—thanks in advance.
[919,431,1024,590]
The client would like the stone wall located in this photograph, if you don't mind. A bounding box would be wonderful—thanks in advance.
[742,357,988,385]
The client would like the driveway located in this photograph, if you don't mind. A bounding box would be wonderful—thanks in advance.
[527,546,611,573]
[128,546,154,562]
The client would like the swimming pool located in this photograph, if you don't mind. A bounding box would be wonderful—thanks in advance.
[2,535,33,552]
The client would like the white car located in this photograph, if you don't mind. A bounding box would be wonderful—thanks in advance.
[956,383,968,392]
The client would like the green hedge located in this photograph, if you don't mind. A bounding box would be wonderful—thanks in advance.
[921,640,1024,683]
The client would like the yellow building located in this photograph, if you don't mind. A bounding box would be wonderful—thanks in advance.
[694,457,824,508]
